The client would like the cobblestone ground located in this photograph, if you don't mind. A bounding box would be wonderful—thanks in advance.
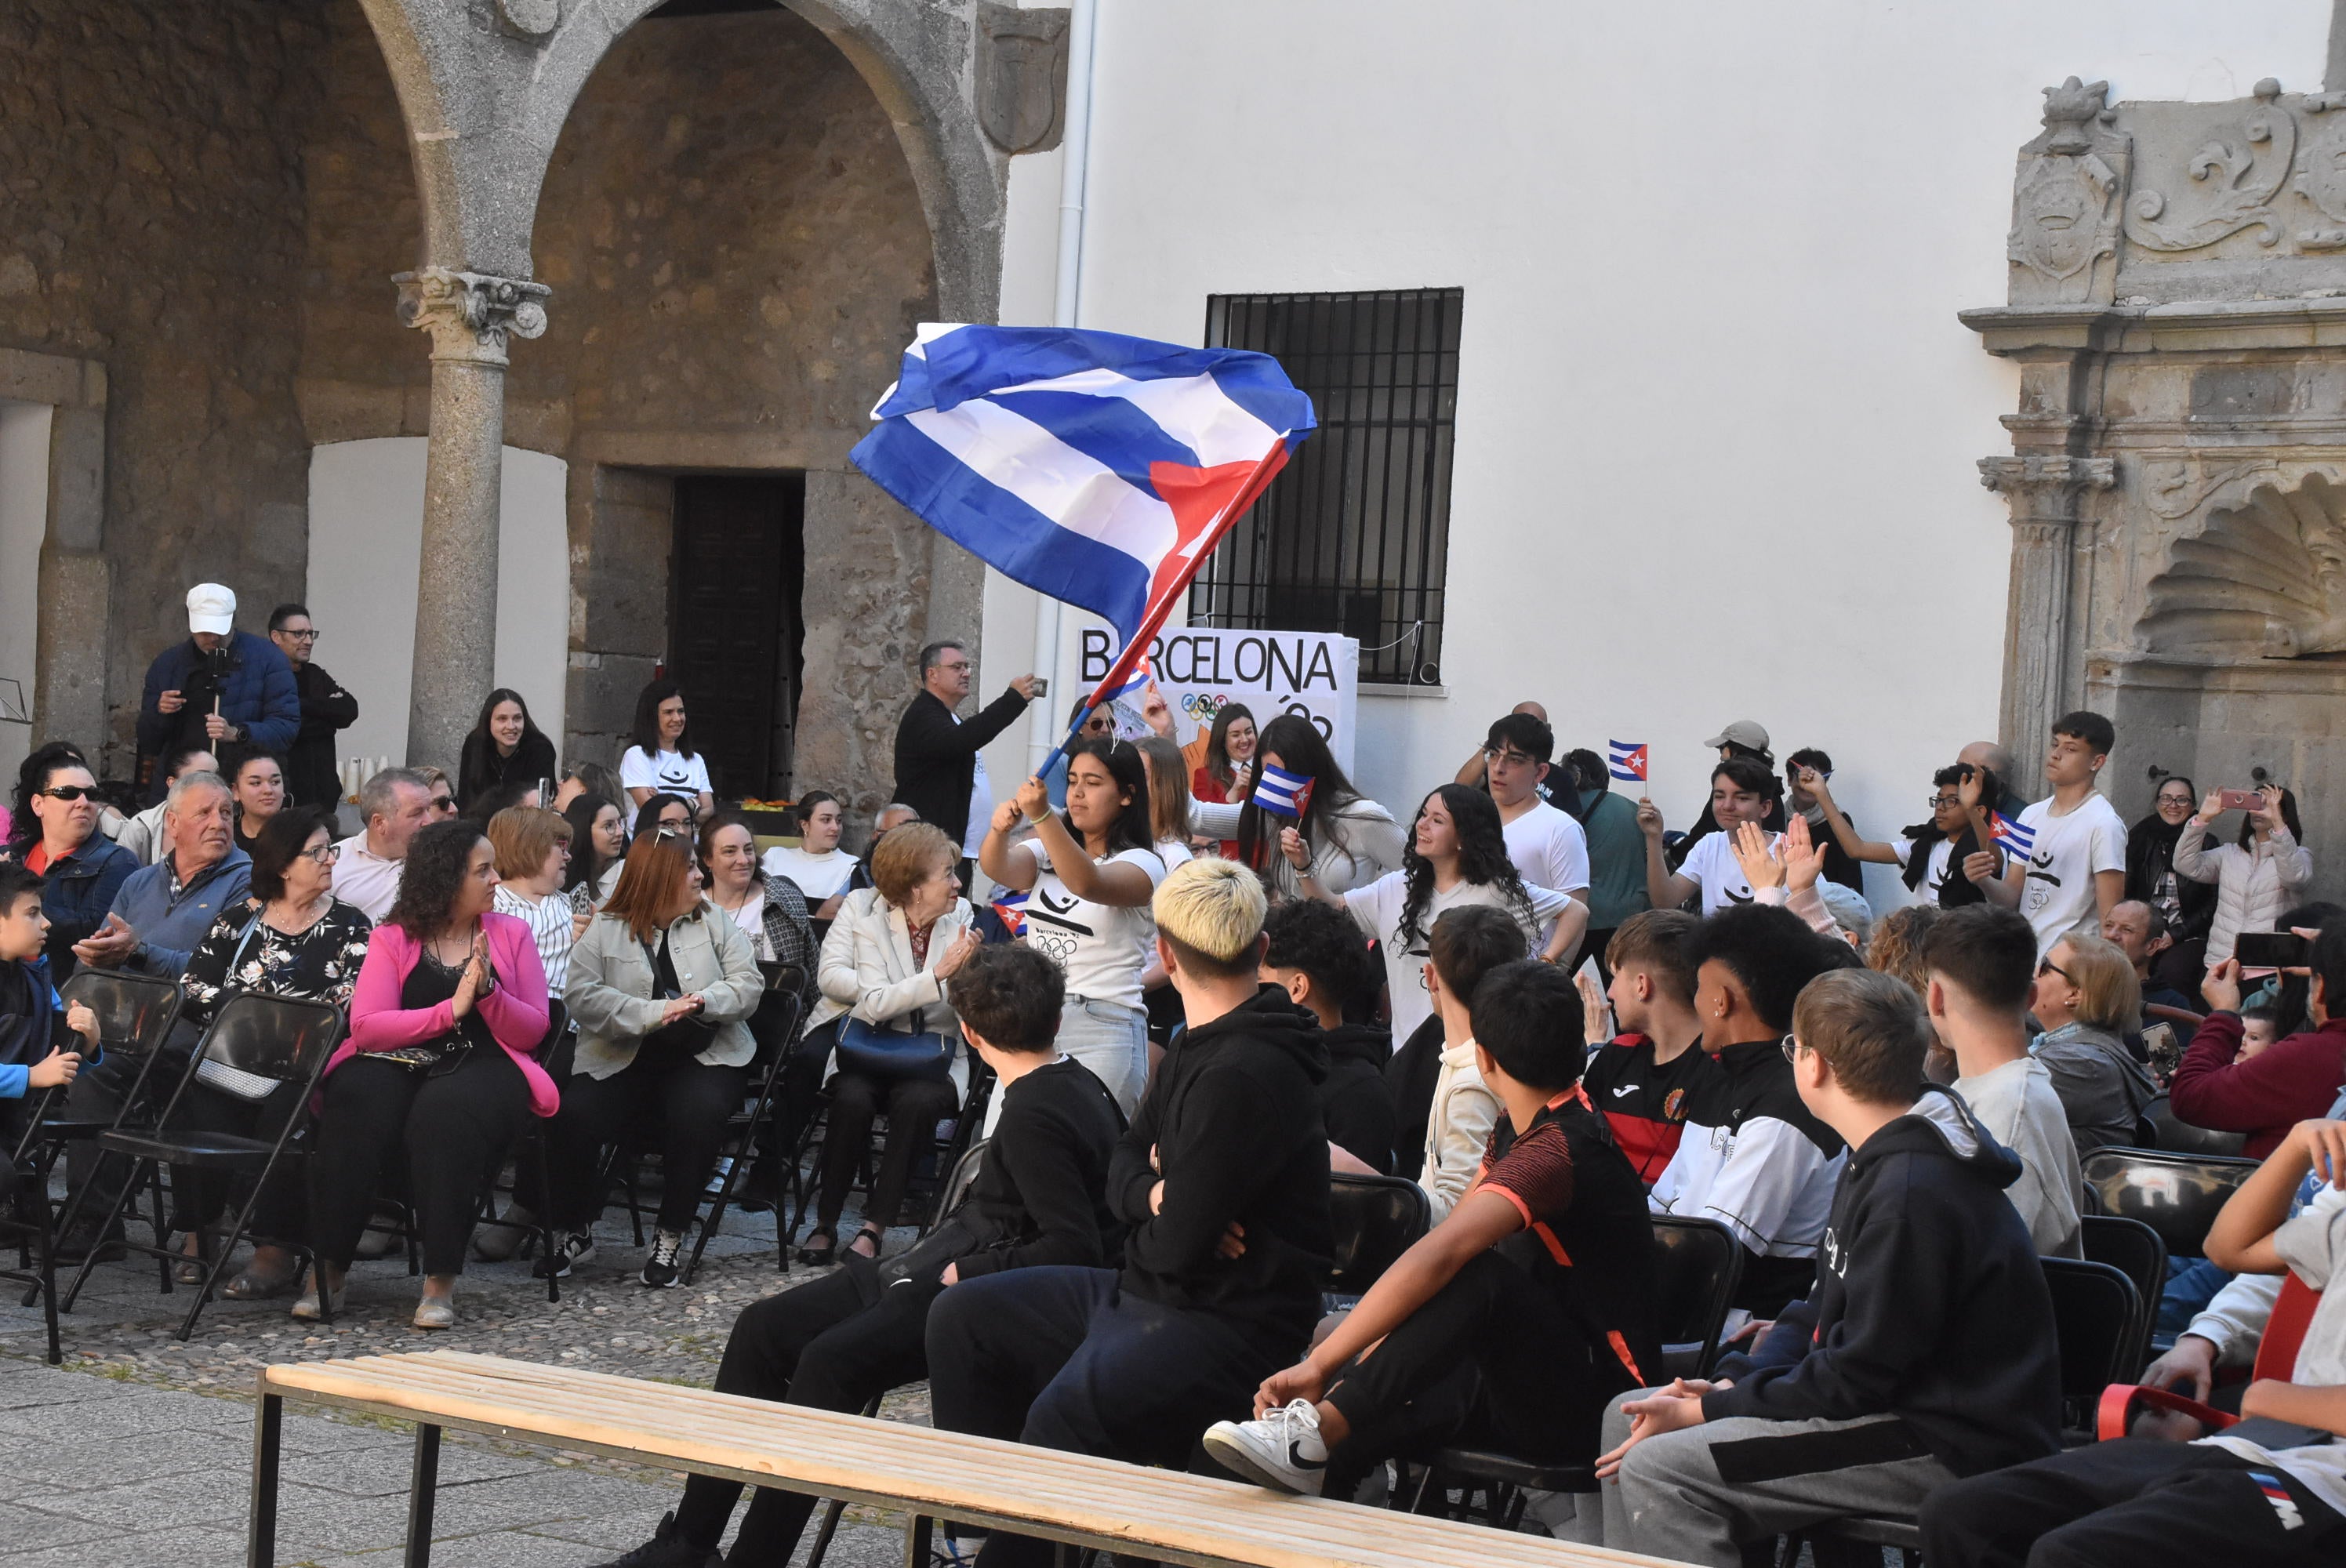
[0,1189,928,1568]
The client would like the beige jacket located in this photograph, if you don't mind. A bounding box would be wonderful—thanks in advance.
[808,886,974,1093]
[564,902,764,1080]
[1417,1036,1501,1224]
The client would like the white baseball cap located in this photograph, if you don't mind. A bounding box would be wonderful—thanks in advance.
[187,583,237,637]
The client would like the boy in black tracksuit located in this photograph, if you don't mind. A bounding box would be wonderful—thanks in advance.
[1204,960,1660,1495]
[1261,898,1399,1173]
[1599,968,2062,1567]
[925,859,1331,1568]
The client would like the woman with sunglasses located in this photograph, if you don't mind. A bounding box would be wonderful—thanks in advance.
[0,750,136,982]
[2028,931,2155,1157]
[165,807,372,1298]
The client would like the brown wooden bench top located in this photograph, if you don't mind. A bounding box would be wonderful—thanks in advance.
[260,1351,1683,1568]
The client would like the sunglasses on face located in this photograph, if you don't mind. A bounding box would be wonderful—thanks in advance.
[38,786,96,803]
[430,797,456,812]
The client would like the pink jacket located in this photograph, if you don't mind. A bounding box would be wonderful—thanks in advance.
[325,913,558,1117]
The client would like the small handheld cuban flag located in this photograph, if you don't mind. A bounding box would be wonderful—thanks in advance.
[1607,740,1649,786]
[1251,762,1316,820]
[990,886,1030,938]
[1991,812,2036,857]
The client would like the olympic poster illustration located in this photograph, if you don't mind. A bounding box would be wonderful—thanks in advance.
[1077,626,1360,772]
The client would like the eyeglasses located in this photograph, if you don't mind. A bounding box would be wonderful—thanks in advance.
[1780,1033,1806,1064]
[37,786,95,802]
[297,843,341,865]
[430,797,456,813]
[275,628,320,641]
[2036,957,2072,982]
[1930,794,1963,810]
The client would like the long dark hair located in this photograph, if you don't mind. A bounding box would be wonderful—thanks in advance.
[6,742,91,854]
[562,793,619,895]
[1062,738,1154,859]
[458,688,554,807]
[1202,702,1256,793]
[2239,785,2304,851]
[632,792,695,842]
[1397,784,1533,949]
[630,677,695,760]
[387,819,490,941]
[466,688,548,759]
[1236,715,1367,871]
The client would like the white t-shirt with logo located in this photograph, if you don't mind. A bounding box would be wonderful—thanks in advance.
[620,745,713,798]
[1022,842,1167,1011]
[1341,872,1574,1043]
[1502,800,1591,945]
[761,844,858,902]
[2014,793,2127,956]
[1889,837,1961,905]
[1677,829,1777,916]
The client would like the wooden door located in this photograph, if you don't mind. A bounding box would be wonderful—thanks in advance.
[670,475,806,800]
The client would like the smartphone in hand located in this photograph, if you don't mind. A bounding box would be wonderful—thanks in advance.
[2217,788,2261,811]
[2235,930,2308,971]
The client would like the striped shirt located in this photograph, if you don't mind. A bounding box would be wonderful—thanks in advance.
[492,885,576,993]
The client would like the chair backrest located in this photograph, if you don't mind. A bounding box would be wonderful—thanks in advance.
[2144,1093,2246,1158]
[2077,1214,2166,1377]
[1325,1174,1431,1295]
[57,967,182,1058]
[194,993,345,1086]
[2253,1276,2323,1384]
[2079,1146,2261,1258]
[939,1138,988,1217]
[2142,1004,2206,1033]
[2043,1256,2143,1423]
[1650,1215,1745,1373]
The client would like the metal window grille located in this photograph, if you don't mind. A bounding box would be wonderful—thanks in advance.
[1189,288,1462,685]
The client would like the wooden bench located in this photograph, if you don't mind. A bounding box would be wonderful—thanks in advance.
[252,1351,1683,1568]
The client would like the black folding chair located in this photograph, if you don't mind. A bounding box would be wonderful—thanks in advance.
[681,979,808,1285]
[13,969,185,1319]
[60,993,345,1341]
[2143,1092,2246,1158]
[1325,1173,1430,1301]
[2080,1147,2260,1260]
[2079,1213,2166,1374]
[786,1047,994,1258]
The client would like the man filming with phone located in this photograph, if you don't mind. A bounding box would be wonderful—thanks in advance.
[2171,918,2346,1160]
[136,583,300,800]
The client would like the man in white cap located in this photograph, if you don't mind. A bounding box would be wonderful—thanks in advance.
[135,583,300,799]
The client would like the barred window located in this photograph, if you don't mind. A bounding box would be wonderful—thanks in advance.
[1189,288,1462,686]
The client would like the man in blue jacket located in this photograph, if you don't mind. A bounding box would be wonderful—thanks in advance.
[136,583,299,794]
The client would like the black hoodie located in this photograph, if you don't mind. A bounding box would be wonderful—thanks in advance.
[1109,985,1332,1352]
[1316,1022,1398,1174]
[1705,1085,2062,1479]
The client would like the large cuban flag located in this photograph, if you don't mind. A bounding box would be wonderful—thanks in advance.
[851,324,1316,740]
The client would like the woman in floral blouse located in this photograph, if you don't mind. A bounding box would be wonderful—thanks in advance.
[169,804,371,1297]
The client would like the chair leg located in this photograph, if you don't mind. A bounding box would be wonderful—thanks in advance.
[60,1154,149,1312]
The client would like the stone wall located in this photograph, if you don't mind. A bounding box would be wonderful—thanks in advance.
[0,0,329,772]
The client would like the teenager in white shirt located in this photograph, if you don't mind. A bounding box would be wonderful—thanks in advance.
[1966,710,2127,956]
[1639,757,1781,916]
[1287,783,1581,1044]
[1480,712,1591,961]
[619,677,715,822]
[761,790,858,921]
[979,738,1166,1117]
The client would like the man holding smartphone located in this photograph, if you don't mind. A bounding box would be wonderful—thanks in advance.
[2171,920,2346,1159]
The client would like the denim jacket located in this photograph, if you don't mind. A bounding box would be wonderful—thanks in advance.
[1,836,137,982]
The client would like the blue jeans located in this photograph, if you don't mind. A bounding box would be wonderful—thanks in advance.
[1049,997,1148,1117]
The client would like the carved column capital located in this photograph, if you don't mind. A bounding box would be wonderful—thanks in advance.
[1977,455,2116,521]
[394,267,551,367]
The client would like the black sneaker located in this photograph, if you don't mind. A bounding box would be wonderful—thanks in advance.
[641,1227,685,1288]
[588,1511,721,1567]
[532,1230,596,1280]
[51,1220,127,1265]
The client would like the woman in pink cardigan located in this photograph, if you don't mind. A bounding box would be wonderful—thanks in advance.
[300,818,555,1328]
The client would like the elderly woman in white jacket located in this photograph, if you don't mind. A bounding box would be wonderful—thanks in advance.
[547,831,764,1287]
[2175,784,2314,968]
[798,821,976,1265]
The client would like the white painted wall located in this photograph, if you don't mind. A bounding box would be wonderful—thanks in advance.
[0,400,53,787]
[307,438,571,775]
[979,0,2330,912]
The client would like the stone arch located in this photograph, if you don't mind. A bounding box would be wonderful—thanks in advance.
[2140,468,2346,659]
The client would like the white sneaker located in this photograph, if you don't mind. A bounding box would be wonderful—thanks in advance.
[1203,1399,1330,1494]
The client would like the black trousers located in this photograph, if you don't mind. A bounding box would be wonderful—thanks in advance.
[309,1049,530,1276]
[670,1266,932,1560]
[547,1049,747,1232]
[1919,1437,2344,1567]
[167,1080,307,1245]
[1324,1250,1625,1484]
[815,1066,957,1232]
[925,1265,1285,1568]
[60,1040,178,1221]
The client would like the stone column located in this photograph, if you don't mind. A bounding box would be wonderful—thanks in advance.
[1979,454,2115,781]
[393,266,550,771]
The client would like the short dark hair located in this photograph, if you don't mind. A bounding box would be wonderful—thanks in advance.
[2239,1004,2286,1031]
[2051,710,2115,757]
[0,862,42,917]
[1606,909,1699,1005]
[1792,968,1930,1106]
[948,944,1066,1052]
[247,807,337,902]
[1262,899,1379,1023]
[918,641,968,674]
[267,603,310,631]
[1919,902,2038,1015]
[1469,960,1585,1089]
[1711,755,1782,803]
[2314,919,2346,1018]
[1787,746,1833,777]
[1428,904,1527,1004]
[1484,712,1554,765]
[1565,748,1607,793]
[162,743,217,782]
[1684,904,1836,1033]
